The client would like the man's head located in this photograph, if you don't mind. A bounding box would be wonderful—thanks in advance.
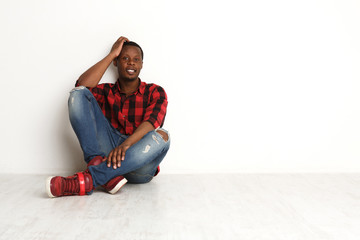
[114,41,144,82]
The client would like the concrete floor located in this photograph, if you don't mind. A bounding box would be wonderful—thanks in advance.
[0,173,360,240]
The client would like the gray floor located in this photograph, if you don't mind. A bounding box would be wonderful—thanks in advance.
[0,173,360,240]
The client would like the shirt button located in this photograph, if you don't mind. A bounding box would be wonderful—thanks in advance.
[123,115,126,118]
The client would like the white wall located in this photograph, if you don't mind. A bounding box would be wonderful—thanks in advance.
[1,0,359,174]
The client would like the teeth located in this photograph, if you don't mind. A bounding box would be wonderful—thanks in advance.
[127,69,135,73]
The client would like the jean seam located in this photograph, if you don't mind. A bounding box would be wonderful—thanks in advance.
[126,172,154,183]
[127,172,153,177]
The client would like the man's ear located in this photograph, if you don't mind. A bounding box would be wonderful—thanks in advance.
[113,57,118,67]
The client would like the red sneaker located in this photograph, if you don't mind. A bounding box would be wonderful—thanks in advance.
[102,175,127,194]
[87,156,127,194]
[46,171,93,198]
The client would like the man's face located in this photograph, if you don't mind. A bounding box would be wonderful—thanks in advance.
[115,45,143,82]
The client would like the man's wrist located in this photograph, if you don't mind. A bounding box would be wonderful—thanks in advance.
[122,136,136,147]
[108,52,118,61]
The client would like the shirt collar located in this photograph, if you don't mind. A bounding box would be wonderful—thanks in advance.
[138,79,145,95]
[115,78,145,95]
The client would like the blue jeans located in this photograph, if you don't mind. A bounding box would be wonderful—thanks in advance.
[68,87,170,187]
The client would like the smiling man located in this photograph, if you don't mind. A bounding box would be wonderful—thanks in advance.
[46,36,170,197]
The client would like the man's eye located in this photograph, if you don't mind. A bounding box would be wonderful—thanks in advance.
[134,58,140,62]
[122,57,129,60]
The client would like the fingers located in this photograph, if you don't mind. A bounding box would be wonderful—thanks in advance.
[106,146,128,169]
[106,151,113,167]
[114,37,128,50]
[106,149,118,169]
[116,149,122,168]
[121,150,126,161]
[110,36,129,58]
[117,36,129,43]
[106,149,118,168]
[116,36,129,49]
[110,148,121,169]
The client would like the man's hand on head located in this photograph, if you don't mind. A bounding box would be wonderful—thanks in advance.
[76,36,129,88]
[110,36,129,60]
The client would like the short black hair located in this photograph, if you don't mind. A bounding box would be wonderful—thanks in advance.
[123,41,144,60]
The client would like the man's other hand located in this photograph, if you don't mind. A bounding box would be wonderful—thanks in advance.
[105,142,131,169]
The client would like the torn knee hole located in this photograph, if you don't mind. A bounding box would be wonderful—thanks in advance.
[156,130,168,142]
[70,86,86,93]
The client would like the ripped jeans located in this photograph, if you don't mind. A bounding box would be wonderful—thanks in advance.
[68,87,170,187]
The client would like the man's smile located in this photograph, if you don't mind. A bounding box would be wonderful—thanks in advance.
[126,68,136,74]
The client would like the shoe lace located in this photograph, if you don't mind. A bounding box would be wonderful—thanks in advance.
[63,176,79,194]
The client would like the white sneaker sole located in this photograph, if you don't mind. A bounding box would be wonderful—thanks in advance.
[46,176,56,198]
[108,178,128,194]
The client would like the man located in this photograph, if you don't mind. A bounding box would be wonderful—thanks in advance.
[46,36,170,197]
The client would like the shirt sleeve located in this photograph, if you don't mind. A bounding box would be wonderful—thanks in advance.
[143,86,168,129]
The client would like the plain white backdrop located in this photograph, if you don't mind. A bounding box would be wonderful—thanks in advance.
[0,0,359,174]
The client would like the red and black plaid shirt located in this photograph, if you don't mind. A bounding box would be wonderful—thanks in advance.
[76,79,167,135]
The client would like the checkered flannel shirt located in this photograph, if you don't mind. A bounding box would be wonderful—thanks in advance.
[76,79,168,135]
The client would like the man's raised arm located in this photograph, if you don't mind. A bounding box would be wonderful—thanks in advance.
[77,36,128,88]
